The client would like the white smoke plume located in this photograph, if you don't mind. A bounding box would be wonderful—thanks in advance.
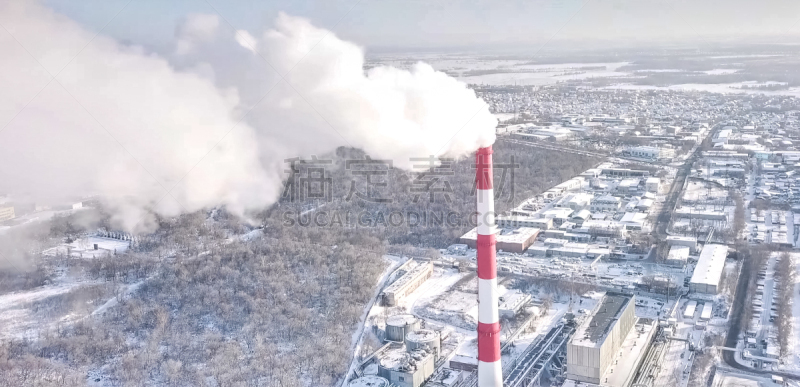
[0,3,496,233]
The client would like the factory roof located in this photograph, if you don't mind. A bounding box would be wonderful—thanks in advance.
[689,244,728,288]
[384,262,432,294]
[603,320,654,387]
[386,314,417,327]
[667,245,690,262]
[379,347,433,371]
[593,195,620,203]
[498,289,530,312]
[496,227,540,244]
[572,292,633,348]
[406,329,438,343]
[666,235,696,243]
[348,376,390,387]
[459,227,500,241]
[620,212,647,225]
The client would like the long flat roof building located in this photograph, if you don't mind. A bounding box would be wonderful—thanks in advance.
[382,262,433,306]
[689,244,728,294]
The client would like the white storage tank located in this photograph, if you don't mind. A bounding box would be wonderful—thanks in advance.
[385,314,420,342]
[405,329,441,359]
[348,375,390,387]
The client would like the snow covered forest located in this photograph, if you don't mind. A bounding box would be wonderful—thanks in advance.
[0,142,599,386]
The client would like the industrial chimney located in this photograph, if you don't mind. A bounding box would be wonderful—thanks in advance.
[475,146,502,387]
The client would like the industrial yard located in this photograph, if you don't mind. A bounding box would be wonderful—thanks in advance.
[344,85,800,387]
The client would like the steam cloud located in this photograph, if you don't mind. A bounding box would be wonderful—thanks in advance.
[0,2,496,232]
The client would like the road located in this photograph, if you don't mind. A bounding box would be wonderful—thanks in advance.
[721,238,800,380]
[652,140,706,240]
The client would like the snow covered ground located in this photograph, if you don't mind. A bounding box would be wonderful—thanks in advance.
[605,81,800,96]
[43,236,130,258]
[0,272,107,340]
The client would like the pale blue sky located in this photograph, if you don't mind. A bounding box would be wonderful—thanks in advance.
[41,0,800,53]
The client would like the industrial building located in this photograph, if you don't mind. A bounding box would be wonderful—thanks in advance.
[567,292,636,385]
[385,314,420,342]
[590,195,621,212]
[405,330,441,358]
[619,212,647,230]
[0,206,14,222]
[665,235,698,253]
[675,208,728,222]
[496,227,540,253]
[424,368,465,387]
[496,215,551,229]
[497,289,531,318]
[626,145,675,160]
[645,177,660,193]
[377,347,436,387]
[665,245,690,268]
[689,244,728,294]
[348,375,391,387]
[382,262,433,306]
[459,226,540,253]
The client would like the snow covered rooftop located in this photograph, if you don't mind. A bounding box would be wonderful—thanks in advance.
[572,292,632,348]
[689,244,727,288]
[348,375,390,387]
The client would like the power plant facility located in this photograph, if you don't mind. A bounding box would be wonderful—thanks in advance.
[345,147,712,387]
[386,314,422,342]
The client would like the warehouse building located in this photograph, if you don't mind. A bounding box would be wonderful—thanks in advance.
[382,262,433,306]
[689,244,728,294]
[567,292,636,385]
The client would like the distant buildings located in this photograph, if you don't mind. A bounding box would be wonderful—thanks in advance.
[590,195,621,212]
[625,145,675,160]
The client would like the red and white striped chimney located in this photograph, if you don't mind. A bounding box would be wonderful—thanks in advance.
[475,146,502,387]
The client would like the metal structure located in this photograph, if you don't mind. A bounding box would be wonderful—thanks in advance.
[629,327,667,387]
[386,314,420,342]
[463,322,575,387]
[476,146,502,387]
[504,323,575,387]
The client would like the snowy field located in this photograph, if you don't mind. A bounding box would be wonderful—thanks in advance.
[43,236,130,258]
[604,81,800,96]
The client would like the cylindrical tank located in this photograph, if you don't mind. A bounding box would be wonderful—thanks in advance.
[405,329,441,358]
[385,314,419,342]
[348,375,390,387]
